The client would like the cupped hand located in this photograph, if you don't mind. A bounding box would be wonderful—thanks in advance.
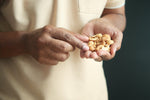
[80,18,123,61]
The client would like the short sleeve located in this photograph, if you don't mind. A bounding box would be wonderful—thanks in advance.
[105,0,125,9]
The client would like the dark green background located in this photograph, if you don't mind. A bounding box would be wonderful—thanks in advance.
[103,0,150,100]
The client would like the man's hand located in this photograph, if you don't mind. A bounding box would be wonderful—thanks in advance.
[0,25,89,65]
[80,6,126,62]
[80,18,123,61]
[25,25,89,65]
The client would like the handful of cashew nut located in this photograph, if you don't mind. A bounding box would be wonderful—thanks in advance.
[88,33,114,52]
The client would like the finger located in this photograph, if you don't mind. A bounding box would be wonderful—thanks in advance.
[45,49,70,62]
[98,50,112,61]
[74,34,89,42]
[90,52,99,59]
[110,31,123,56]
[38,57,58,65]
[80,50,92,58]
[94,57,103,62]
[110,43,117,57]
[51,28,89,51]
[112,31,123,51]
[49,52,70,62]
[48,37,74,52]
[84,51,92,58]
[80,50,85,58]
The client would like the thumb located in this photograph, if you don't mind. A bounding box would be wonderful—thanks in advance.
[81,23,94,37]
[110,43,118,57]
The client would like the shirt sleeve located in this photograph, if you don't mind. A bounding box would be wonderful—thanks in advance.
[105,0,125,9]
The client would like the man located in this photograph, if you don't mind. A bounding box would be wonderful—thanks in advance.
[0,0,126,100]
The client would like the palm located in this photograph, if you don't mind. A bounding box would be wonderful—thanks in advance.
[80,18,123,61]
[82,19,115,37]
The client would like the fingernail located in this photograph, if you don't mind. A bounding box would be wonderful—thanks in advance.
[82,45,89,51]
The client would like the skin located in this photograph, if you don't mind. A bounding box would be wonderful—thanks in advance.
[80,6,126,61]
[0,25,89,65]
[0,6,126,65]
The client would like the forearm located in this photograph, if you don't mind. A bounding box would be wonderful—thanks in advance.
[101,7,126,31]
[101,14,126,31]
[0,31,27,58]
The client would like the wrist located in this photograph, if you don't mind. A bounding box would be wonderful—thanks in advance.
[101,14,126,31]
[0,31,30,58]
[20,31,31,55]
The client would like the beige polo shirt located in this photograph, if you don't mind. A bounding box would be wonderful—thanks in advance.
[0,0,125,100]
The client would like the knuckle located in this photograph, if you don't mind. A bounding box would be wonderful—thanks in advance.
[36,37,44,48]
[36,36,50,48]
[43,25,53,33]
[76,42,82,48]
[64,33,72,41]
[60,44,68,52]
[37,37,43,44]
